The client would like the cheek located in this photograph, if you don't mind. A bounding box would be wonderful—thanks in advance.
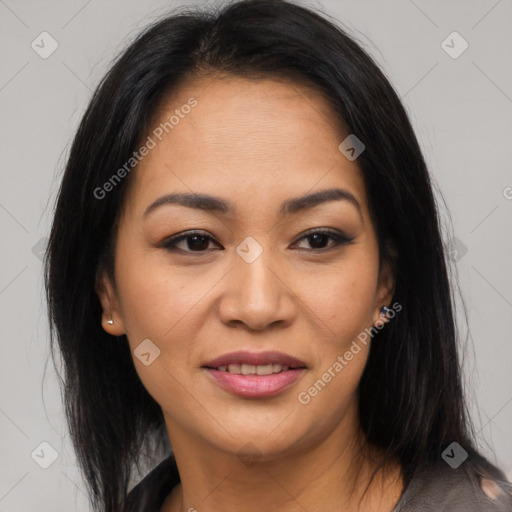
[114,245,232,371]
[300,258,378,342]
[113,245,197,345]
[293,253,378,402]
[118,272,171,337]
[294,266,376,423]
[113,255,212,406]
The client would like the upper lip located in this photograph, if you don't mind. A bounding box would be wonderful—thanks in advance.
[203,351,307,369]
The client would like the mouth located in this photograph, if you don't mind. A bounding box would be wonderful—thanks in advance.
[202,351,307,398]
[211,362,298,375]
[202,350,307,372]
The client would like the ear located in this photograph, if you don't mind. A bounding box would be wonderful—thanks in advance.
[95,265,126,336]
[373,246,397,326]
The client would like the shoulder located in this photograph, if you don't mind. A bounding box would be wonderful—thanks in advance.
[124,454,180,512]
[394,462,512,511]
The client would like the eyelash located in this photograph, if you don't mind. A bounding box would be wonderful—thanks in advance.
[160,228,355,254]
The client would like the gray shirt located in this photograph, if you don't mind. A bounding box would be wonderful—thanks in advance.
[392,463,512,511]
[125,455,512,511]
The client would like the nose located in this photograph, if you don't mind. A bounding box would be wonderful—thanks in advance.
[217,244,297,331]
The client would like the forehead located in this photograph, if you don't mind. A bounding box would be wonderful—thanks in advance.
[121,74,368,220]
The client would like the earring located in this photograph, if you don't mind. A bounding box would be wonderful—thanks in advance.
[107,319,114,325]
[380,306,390,317]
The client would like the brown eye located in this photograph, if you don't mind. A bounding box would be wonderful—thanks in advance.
[293,229,355,252]
[161,231,221,253]
[160,228,354,255]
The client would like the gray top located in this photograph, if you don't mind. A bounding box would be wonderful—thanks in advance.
[392,463,512,511]
[125,455,512,511]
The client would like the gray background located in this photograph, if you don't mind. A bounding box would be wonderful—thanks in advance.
[1,0,511,510]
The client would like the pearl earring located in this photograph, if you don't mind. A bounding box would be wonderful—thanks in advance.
[107,319,114,325]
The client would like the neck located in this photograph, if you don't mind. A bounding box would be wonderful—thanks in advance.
[161,402,403,512]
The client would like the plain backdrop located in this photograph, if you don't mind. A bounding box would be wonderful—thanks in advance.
[0,0,511,510]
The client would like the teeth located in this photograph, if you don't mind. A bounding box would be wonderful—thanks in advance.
[228,363,241,374]
[241,364,254,375]
[256,364,273,375]
[215,363,291,374]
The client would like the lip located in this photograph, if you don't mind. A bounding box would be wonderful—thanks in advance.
[202,351,307,398]
[204,367,306,398]
[202,351,307,369]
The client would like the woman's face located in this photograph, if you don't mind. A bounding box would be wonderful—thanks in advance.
[97,74,394,461]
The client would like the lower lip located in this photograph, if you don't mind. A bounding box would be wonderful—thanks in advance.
[203,368,306,398]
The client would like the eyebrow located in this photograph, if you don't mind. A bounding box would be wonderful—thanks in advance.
[142,187,362,219]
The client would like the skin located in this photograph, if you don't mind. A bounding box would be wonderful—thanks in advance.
[96,73,402,511]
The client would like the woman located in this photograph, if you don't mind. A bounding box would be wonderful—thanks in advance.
[44,0,512,510]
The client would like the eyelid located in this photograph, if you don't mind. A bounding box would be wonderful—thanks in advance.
[160,230,220,253]
[291,228,355,250]
[160,227,355,253]
[293,227,352,241]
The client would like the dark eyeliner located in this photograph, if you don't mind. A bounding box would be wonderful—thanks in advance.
[160,230,218,253]
[160,228,354,253]
[293,228,355,252]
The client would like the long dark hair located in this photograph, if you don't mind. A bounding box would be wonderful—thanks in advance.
[44,0,508,510]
